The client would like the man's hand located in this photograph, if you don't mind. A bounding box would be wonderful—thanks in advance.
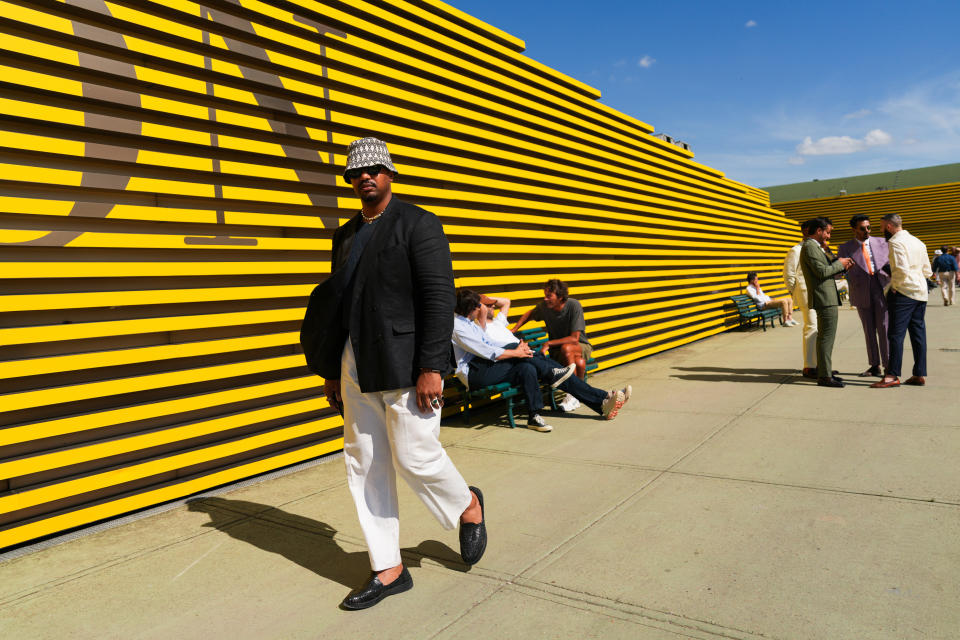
[839,257,854,270]
[324,378,343,415]
[517,341,533,357]
[416,370,444,413]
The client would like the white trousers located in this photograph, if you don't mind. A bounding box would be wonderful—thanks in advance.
[798,295,818,368]
[939,273,956,305]
[340,339,471,571]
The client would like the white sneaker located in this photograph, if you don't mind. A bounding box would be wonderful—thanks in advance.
[559,393,580,412]
[601,390,625,420]
[621,385,632,405]
[549,363,576,388]
[788,319,800,326]
[527,414,553,432]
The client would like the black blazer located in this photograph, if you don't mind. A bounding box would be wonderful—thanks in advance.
[300,197,455,392]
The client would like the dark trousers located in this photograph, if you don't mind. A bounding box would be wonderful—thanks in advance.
[886,292,927,378]
[529,354,607,414]
[468,357,543,414]
[467,354,608,416]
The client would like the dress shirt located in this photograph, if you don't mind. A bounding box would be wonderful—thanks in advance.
[452,314,504,387]
[888,230,933,301]
[858,238,876,275]
[484,312,517,347]
[746,284,772,307]
[783,243,807,295]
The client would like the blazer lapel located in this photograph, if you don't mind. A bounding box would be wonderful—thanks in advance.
[350,197,401,302]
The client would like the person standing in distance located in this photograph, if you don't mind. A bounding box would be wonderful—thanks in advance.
[837,214,890,377]
[300,138,486,610]
[799,218,854,387]
[872,214,933,388]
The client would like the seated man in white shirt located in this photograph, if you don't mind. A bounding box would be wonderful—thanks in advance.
[453,290,630,430]
[746,272,798,326]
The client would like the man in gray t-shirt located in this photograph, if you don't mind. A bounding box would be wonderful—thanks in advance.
[513,279,593,379]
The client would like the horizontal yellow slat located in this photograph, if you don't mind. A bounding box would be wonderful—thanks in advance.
[0,396,331,479]
[0,354,305,413]
[0,376,320,447]
[0,437,344,548]
[1,332,299,380]
[0,416,339,515]
[0,308,304,345]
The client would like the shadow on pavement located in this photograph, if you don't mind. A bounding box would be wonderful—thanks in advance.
[670,366,797,383]
[187,497,467,590]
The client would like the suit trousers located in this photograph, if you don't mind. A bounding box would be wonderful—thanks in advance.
[939,272,956,305]
[796,294,818,368]
[815,305,838,378]
[340,339,471,571]
[886,292,927,378]
[856,295,889,369]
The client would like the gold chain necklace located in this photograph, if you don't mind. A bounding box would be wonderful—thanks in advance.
[361,205,386,224]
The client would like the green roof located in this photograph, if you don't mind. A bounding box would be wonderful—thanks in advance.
[764,162,960,203]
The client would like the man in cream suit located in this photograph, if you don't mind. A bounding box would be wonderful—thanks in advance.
[872,214,933,388]
[838,214,890,377]
[784,219,819,378]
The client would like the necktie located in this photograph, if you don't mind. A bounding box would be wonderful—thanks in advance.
[862,242,874,275]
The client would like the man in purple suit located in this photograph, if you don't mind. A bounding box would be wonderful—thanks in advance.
[838,214,891,377]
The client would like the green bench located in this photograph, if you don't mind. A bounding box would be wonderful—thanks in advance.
[730,294,782,331]
[452,327,597,429]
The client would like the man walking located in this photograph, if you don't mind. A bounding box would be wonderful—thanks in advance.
[932,245,958,306]
[838,214,890,377]
[300,138,486,609]
[800,218,854,387]
[872,214,933,388]
[784,220,819,377]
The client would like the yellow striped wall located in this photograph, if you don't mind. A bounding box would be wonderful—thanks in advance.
[0,0,800,549]
[774,182,960,255]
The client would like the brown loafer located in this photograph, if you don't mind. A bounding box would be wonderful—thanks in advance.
[870,377,901,388]
[903,376,926,386]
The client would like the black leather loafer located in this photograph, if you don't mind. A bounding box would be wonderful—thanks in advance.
[459,486,486,565]
[341,567,413,610]
[817,376,844,388]
[859,366,882,377]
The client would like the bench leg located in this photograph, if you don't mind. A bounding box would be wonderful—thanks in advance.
[461,391,471,424]
[506,397,517,429]
[549,388,558,411]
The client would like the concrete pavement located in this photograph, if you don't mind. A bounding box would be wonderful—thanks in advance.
[2,300,959,639]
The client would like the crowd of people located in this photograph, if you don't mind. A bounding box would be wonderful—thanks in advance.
[766,213,938,388]
[301,135,948,611]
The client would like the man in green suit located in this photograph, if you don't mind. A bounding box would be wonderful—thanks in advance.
[799,218,854,387]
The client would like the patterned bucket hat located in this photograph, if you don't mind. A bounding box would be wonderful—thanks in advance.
[342,137,399,182]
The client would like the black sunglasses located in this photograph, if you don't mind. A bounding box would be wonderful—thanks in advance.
[344,165,385,182]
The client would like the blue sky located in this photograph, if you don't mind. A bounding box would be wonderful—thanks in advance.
[451,0,960,188]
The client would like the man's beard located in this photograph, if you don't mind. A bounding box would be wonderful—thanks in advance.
[884,229,892,240]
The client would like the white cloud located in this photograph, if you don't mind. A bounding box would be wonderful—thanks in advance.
[843,108,872,119]
[796,129,892,155]
[638,55,655,68]
[745,20,757,28]
[788,156,806,165]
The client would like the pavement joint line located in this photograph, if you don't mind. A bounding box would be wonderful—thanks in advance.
[505,578,777,640]
[446,443,960,507]
[504,377,785,589]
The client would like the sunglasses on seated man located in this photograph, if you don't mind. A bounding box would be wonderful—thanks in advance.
[344,165,387,182]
